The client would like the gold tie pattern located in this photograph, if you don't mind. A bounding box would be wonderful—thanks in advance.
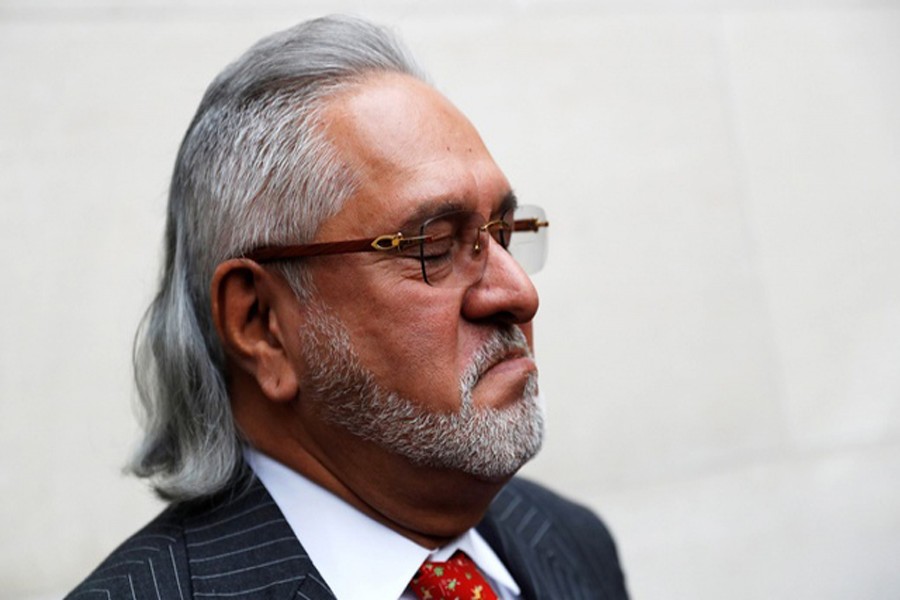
[410,550,499,600]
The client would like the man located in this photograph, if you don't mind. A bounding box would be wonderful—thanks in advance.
[67,15,628,600]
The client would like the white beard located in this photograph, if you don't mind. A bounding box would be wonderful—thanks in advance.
[299,303,545,481]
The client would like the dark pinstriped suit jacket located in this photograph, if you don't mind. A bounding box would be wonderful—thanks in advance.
[66,477,628,599]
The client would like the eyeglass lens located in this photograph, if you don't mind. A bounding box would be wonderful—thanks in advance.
[416,205,548,287]
[508,205,548,275]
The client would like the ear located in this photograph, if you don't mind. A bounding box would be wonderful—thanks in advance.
[211,259,300,403]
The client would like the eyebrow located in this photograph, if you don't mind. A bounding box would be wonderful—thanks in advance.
[396,198,466,231]
[396,190,519,232]
[498,190,518,216]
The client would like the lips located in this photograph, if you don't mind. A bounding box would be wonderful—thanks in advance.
[476,343,531,380]
[460,325,535,393]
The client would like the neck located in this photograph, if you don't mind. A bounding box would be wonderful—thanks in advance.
[266,437,504,548]
[232,387,508,548]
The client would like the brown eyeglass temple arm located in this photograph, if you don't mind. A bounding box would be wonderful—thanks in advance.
[243,233,433,263]
[243,239,382,263]
[514,218,549,232]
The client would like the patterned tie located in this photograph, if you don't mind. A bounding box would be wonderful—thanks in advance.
[410,550,499,600]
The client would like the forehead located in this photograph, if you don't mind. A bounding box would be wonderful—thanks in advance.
[317,72,511,234]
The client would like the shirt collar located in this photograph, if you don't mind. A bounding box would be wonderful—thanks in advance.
[426,530,522,596]
[245,447,520,599]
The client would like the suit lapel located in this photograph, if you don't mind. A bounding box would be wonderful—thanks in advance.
[181,478,336,600]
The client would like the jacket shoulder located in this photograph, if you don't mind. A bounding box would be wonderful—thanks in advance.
[503,478,617,542]
[65,503,191,600]
[64,479,321,600]
[485,477,629,599]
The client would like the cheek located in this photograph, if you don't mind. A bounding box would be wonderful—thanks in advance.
[320,273,466,399]
[361,291,460,376]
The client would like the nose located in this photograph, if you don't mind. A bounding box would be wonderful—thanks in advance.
[461,237,539,325]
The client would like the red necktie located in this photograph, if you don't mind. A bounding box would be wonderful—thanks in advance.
[410,550,499,600]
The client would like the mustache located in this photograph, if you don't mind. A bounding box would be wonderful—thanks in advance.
[462,325,533,390]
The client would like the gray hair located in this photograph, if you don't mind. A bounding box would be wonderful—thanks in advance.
[130,15,424,501]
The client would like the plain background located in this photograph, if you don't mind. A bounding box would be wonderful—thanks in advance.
[2,1,899,598]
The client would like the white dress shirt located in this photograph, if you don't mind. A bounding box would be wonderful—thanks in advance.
[245,447,521,600]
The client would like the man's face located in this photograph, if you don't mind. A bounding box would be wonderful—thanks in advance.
[287,73,542,479]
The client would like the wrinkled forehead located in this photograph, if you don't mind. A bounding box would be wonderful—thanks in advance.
[315,72,512,237]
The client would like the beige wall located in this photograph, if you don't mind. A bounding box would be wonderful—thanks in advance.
[2,1,899,598]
